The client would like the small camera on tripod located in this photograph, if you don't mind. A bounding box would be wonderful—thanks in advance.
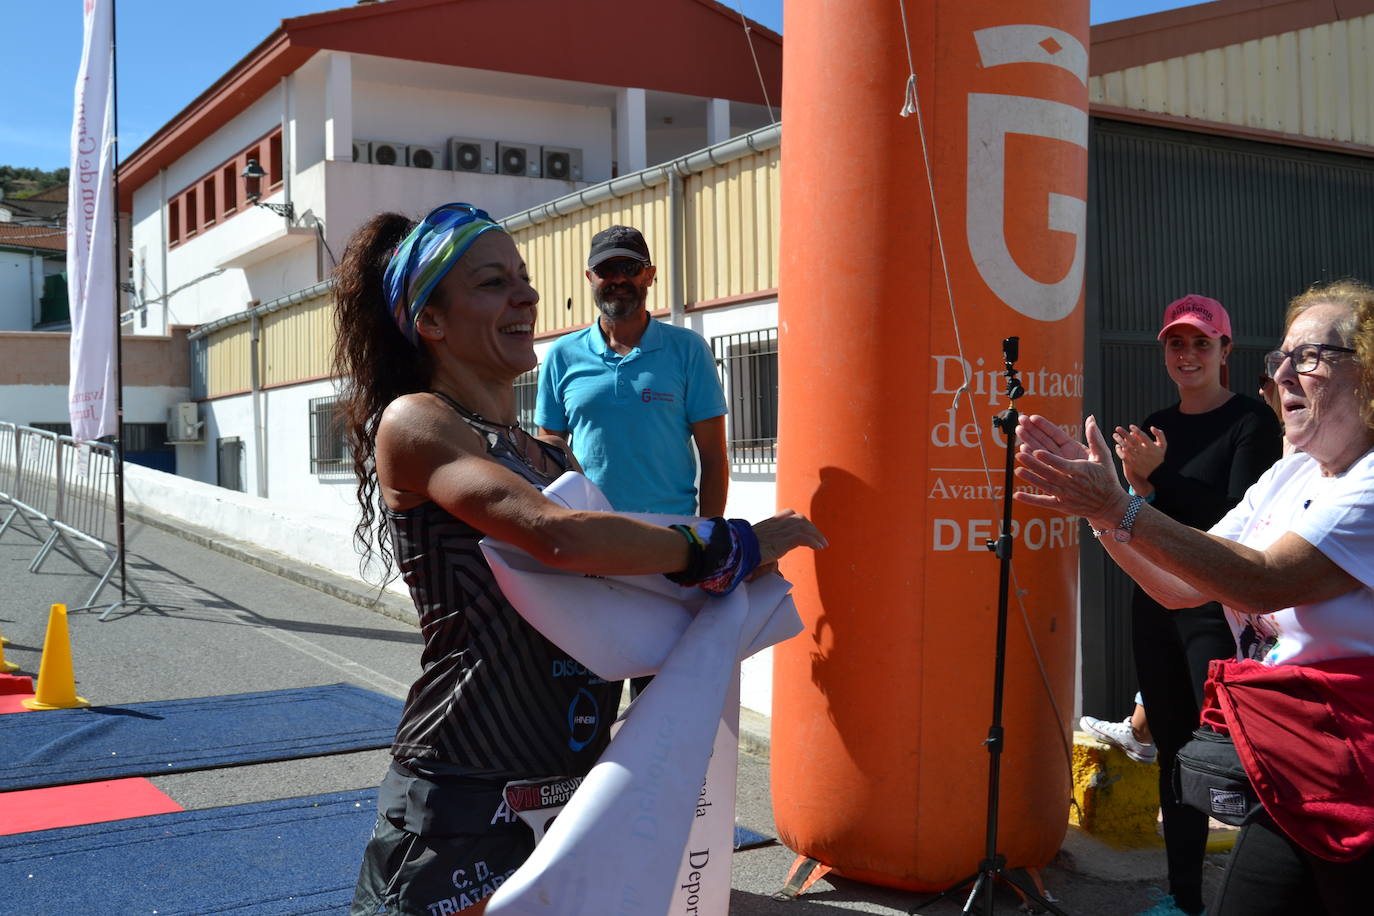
[993,337,1023,435]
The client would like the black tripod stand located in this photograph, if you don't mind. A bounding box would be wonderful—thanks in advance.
[910,338,1068,916]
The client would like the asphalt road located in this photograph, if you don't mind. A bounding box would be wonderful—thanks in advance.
[0,509,1227,914]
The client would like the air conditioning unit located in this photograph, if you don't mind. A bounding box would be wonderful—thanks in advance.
[351,140,371,163]
[541,146,583,181]
[167,402,204,444]
[447,137,496,174]
[496,142,540,177]
[368,141,407,167]
[407,145,443,169]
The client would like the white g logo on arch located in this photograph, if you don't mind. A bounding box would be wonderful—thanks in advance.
[967,25,1088,323]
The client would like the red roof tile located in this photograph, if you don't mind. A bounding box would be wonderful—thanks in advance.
[0,223,67,253]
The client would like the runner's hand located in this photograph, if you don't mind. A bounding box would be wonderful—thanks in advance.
[752,510,827,567]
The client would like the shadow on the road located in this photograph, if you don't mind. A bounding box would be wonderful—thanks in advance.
[56,551,420,646]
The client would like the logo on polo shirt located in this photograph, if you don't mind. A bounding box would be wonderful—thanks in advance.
[640,387,676,404]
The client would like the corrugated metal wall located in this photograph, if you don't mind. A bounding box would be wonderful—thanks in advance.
[510,189,674,335]
[505,145,780,335]
[1082,116,1374,716]
[1091,14,1374,146]
[204,323,253,398]
[262,295,334,388]
[683,146,781,303]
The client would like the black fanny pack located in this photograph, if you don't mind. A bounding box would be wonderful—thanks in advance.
[1174,726,1263,826]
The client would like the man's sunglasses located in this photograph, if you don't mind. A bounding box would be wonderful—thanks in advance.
[592,259,647,280]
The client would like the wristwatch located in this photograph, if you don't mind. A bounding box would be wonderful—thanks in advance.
[1090,494,1144,543]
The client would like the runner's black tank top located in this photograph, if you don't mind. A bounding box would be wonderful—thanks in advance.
[385,397,621,779]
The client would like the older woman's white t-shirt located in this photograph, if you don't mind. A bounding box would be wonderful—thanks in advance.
[1209,447,1374,666]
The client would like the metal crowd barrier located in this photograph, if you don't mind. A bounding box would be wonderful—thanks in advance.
[0,421,144,609]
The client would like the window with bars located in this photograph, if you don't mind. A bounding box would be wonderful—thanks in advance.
[711,328,778,471]
[514,368,539,432]
[308,395,350,474]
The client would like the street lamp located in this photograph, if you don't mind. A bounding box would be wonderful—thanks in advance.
[241,158,294,219]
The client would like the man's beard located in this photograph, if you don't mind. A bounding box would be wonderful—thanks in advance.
[595,284,646,321]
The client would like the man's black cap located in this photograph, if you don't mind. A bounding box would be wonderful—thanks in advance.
[587,225,652,268]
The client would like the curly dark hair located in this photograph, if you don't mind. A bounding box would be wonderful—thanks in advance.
[332,212,433,581]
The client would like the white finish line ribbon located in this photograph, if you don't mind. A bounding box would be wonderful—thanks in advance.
[480,472,801,915]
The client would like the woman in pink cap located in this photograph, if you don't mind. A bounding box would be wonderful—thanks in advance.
[1081,294,1282,916]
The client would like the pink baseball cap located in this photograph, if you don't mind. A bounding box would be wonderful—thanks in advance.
[1157,294,1232,340]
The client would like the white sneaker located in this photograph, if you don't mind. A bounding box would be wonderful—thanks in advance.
[1080,715,1157,764]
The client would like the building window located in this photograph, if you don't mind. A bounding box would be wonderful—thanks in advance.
[222,164,237,215]
[184,188,198,238]
[268,133,284,189]
[202,176,217,227]
[712,328,778,471]
[168,200,180,246]
[514,368,539,432]
[217,436,244,492]
[309,395,350,474]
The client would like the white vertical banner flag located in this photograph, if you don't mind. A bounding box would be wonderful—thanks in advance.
[67,0,118,443]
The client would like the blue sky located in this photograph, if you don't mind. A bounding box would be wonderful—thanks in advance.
[1,1,1206,174]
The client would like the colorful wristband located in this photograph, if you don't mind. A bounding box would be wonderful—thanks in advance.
[663,517,761,595]
[700,519,761,596]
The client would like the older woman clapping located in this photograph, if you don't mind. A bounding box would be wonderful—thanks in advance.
[1015,280,1374,916]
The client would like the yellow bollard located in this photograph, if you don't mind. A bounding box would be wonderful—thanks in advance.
[22,604,89,710]
[0,632,18,672]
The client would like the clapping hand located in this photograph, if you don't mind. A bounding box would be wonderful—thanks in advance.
[1113,424,1166,496]
[1013,415,1130,528]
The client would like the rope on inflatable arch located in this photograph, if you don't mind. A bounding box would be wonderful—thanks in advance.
[732,1,779,124]
[893,0,1077,785]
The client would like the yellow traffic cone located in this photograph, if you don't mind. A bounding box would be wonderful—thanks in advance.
[0,633,17,672]
[22,604,89,710]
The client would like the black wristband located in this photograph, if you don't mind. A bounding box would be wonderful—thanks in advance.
[664,524,707,585]
[663,518,733,586]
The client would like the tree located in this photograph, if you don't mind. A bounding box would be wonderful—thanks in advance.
[0,165,69,198]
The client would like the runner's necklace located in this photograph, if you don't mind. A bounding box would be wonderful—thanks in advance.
[430,390,550,477]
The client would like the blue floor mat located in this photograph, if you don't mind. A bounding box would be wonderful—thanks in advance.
[0,683,401,791]
[0,789,377,915]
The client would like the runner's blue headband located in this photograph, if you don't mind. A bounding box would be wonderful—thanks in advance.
[382,203,505,345]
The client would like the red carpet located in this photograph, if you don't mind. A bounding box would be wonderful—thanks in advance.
[0,674,34,714]
[0,778,183,835]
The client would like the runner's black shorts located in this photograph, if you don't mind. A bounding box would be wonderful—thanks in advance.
[349,812,533,916]
[350,761,536,916]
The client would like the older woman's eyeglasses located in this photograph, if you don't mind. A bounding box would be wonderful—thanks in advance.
[1263,343,1356,377]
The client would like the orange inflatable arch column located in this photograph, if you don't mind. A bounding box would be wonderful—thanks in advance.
[773,0,1090,891]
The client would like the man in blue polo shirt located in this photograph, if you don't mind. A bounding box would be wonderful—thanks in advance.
[535,224,728,519]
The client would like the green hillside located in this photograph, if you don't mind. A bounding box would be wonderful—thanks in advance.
[0,166,69,198]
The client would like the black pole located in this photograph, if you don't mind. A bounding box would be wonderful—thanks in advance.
[110,0,128,609]
[968,340,1022,914]
[910,338,1068,916]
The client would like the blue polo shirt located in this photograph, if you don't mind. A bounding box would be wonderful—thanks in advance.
[535,317,726,514]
